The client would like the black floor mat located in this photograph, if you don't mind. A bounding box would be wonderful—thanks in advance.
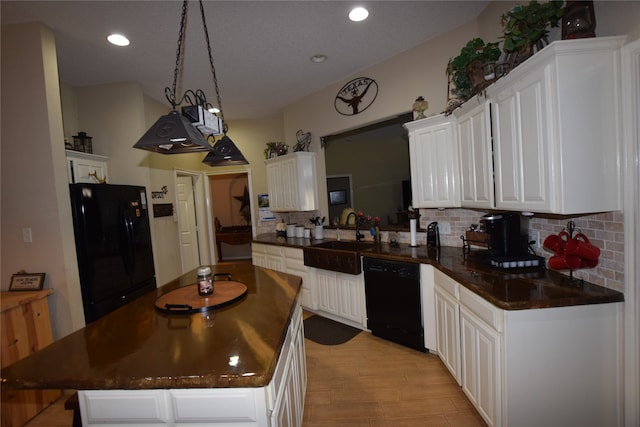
[303,315,361,345]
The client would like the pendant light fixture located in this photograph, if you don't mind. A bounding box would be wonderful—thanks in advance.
[134,1,248,166]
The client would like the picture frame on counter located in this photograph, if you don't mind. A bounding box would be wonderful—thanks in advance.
[9,273,46,291]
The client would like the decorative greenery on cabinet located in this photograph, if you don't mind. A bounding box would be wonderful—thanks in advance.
[446,38,501,104]
[501,0,565,66]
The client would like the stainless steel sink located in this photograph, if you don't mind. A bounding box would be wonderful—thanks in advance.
[303,240,375,275]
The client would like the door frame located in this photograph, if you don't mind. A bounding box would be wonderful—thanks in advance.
[204,167,254,264]
[174,170,210,271]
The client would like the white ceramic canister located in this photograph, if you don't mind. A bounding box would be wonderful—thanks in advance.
[314,225,324,240]
[286,224,296,238]
[296,226,304,238]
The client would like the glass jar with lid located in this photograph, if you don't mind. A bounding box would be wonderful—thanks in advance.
[196,266,214,296]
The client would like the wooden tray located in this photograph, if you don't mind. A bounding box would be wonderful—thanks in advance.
[154,281,247,314]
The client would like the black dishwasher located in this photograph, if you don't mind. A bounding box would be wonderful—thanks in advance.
[363,257,426,352]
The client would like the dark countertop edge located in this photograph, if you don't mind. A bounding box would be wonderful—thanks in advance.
[2,374,273,391]
[253,234,624,311]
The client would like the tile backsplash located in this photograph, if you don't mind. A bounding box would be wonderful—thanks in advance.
[417,208,625,293]
[257,209,625,293]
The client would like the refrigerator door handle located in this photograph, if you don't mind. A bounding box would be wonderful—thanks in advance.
[121,208,135,275]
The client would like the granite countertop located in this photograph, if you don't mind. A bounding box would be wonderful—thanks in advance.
[254,234,624,310]
[1,263,302,390]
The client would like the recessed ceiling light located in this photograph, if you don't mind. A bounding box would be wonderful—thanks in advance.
[107,33,130,47]
[349,7,369,22]
[310,54,327,63]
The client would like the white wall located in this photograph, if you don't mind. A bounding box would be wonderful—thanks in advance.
[283,20,479,220]
[1,23,85,337]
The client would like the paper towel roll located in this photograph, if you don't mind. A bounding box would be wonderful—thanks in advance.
[410,219,418,247]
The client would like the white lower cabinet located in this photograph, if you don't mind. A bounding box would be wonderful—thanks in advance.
[420,265,437,351]
[460,304,501,427]
[284,248,316,310]
[252,244,316,310]
[434,272,622,427]
[314,268,365,329]
[252,243,286,272]
[434,285,461,385]
[433,269,461,385]
[252,243,365,329]
[79,303,306,427]
[78,390,170,424]
[270,302,306,427]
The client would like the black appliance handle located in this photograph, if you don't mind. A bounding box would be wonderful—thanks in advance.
[120,206,135,275]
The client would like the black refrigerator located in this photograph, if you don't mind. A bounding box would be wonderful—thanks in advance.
[69,183,157,324]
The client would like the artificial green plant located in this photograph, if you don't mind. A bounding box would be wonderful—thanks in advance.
[501,0,565,58]
[446,37,501,103]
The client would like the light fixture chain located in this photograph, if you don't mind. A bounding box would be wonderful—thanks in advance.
[168,0,190,109]
[198,0,227,132]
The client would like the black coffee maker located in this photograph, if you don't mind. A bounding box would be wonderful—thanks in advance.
[481,212,528,257]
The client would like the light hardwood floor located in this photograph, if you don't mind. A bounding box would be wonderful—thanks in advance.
[24,316,485,427]
[302,320,485,426]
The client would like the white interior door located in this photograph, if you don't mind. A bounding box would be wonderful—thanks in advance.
[177,176,200,272]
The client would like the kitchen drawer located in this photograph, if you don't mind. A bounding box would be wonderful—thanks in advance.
[265,244,284,256]
[459,285,503,332]
[170,389,262,422]
[79,390,169,423]
[252,243,267,255]
[434,268,459,299]
[284,248,305,269]
[284,247,304,261]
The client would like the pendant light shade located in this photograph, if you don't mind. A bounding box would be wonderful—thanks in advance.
[133,0,248,166]
[202,135,249,166]
[133,110,212,153]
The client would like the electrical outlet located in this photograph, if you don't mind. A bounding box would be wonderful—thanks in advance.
[439,221,451,234]
[529,231,540,249]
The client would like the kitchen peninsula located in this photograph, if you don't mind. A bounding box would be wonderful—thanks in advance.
[1,263,306,426]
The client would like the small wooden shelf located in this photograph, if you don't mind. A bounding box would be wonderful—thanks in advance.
[1,289,61,427]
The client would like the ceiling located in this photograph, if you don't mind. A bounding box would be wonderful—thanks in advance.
[1,1,490,121]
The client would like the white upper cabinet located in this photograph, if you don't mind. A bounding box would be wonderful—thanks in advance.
[404,114,460,208]
[266,152,318,212]
[455,98,494,209]
[65,150,108,184]
[487,36,625,214]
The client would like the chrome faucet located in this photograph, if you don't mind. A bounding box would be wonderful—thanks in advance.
[346,212,364,242]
